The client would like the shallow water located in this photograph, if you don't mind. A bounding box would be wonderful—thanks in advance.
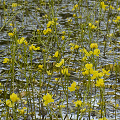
[0,0,120,119]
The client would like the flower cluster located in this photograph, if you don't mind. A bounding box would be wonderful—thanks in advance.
[29,44,40,51]
[55,59,64,67]
[3,58,9,63]
[68,81,76,92]
[6,93,20,107]
[43,93,54,106]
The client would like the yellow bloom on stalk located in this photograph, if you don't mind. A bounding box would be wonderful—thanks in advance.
[17,37,25,44]
[89,23,92,27]
[43,28,52,35]
[43,93,54,106]
[93,49,100,56]
[24,40,28,45]
[116,104,119,108]
[91,25,97,29]
[74,45,79,49]
[118,8,120,11]
[100,2,108,10]
[47,70,52,75]
[10,93,19,102]
[29,44,40,51]
[62,36,65,40]
[55,59,64,67]
[90,43,98,49]
[59,105,65,108]
[12,3,17,8]
[117,16,120,20]
[102,69,110,76]
[74,100,82,107]
[53,51,59,57]
[95,79,104,87]
[82,69,89,75]
[99,117,108,120]
[55,78,58,81]
[67,18,72,23]
[68,81,76,92]
[91,70,99,80]
[69,43,74,46]
[6,100,13,107]
[73,14,76,17]
[38,64,43,69]
[3,58,9,63]
[62,31,66,35]
[18,108,26,114]
[61,67,70,76]
[47,21,54,28]
[8,32,14,37]
[81,56,87,61]
[110,5,114,10]
[85,63,93,70]
[72,4,78,11]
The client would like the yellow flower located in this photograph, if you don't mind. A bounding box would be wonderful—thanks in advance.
[110,5,114,10]
[89,23,92,27]
[116,104,119,108]
[90,43,98,49]
[93,49,100,56]
[102,69,110,76]
[95,79,104,87]
[43,93,54,106]
[17,37,25,44]
[59,105,65,108]
[10,93,19,102]
[29,44,40,51]
[117,16,120,20]
[6,100,13,107]
[62,31,66,35]
[38,64,43,69]
[8,32,14,37]
[91,25,97,29]
[73,14,76,17]
[80,108,86,112]
[68,81,76,92]
[74,45,79,49]
[43,28,52,35]
[24,40,28,45]
[81,56,87,61]
[85,63,93,70]
[98,117,108,120]
[72,4,78,11]
[53,51,59,57]
[55,78,58,81]
[3,58,9,63]
[74,100,82,107]
[61,67,70,76]
[62,36,65,40]
[12,3,17,8]
[100,2,108,10]
[47,70,52,75]
[74,4,78,8]
[67,18,72,22]
[55,59,64,67]
[47,21,54,27]
[117,8,120,11]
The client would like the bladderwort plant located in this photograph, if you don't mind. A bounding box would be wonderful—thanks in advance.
[0,0,120,120]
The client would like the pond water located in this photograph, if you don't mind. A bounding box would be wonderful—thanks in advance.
[0,0,120,120]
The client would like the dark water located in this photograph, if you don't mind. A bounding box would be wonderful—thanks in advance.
[0,0,120,119]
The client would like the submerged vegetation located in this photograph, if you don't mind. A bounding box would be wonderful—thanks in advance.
[0,0,120,120]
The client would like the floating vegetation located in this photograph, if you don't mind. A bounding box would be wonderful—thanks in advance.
[0,0,120,120]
